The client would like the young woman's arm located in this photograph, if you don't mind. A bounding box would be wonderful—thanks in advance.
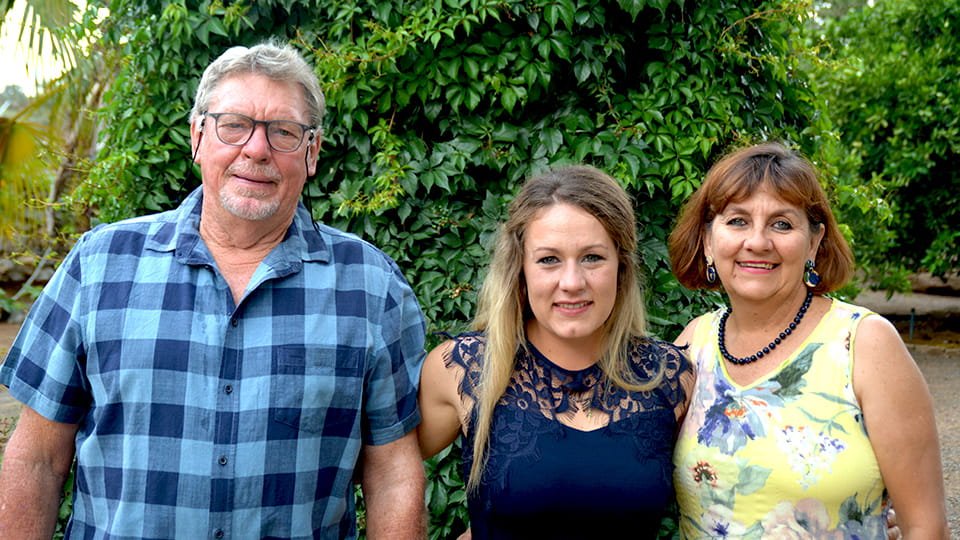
[417,340,466,459]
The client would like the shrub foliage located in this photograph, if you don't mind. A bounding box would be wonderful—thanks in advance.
[817,0,960,280]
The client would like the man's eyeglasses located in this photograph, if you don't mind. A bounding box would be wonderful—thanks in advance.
[202,112,314,153]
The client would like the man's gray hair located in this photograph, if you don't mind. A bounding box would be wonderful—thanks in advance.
[190,39,325,130]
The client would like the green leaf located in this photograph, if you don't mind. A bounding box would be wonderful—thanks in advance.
[573,61,591,83]
[501,87,518,114]
[541,127,563,155]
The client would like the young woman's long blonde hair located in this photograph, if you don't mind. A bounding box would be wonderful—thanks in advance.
[467,164,659,491]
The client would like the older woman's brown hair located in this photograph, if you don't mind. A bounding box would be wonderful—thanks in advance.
[668,141,854,293]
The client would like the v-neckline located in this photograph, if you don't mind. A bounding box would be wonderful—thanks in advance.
[715,298,836,391]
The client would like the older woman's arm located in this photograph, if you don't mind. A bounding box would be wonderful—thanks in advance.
[854,315,948,539]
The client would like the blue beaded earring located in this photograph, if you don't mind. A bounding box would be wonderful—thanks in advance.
[803,259,821,288]
[705,256,718,284]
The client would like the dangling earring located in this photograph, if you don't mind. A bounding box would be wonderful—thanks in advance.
[804,259,821,288]
[705,255,718,284]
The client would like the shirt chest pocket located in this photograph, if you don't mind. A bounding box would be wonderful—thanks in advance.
[271,346,364,435]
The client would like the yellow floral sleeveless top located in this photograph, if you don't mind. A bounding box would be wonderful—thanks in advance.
[674,300,888,539]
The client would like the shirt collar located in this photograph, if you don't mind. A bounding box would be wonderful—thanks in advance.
[143,186,330,267]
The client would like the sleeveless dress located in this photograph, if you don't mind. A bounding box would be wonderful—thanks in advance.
[674,300,888,539]
[446,332,691,539]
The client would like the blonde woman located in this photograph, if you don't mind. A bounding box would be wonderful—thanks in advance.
[418,165,694,538]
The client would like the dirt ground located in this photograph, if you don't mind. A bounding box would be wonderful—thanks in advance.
[0,323,958,533]
[0,323,21,419]
[914,344,960,535]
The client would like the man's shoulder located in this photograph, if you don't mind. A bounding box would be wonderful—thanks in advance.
[311,222,400,271]
[93,208,180,232]
[76,209,180,254]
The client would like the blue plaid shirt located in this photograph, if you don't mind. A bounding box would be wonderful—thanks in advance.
[0,188,426,539]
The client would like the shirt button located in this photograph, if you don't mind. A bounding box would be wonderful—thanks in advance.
[214,529,224,539]
[224,384,233,394]
[218,455,228,466]
[230,318,238,327]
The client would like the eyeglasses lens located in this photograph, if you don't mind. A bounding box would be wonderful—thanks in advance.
[213,113,305,152]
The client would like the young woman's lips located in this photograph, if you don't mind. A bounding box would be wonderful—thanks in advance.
[555,300,592,313]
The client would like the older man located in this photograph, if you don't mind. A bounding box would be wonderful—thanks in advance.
[0,41,426,539]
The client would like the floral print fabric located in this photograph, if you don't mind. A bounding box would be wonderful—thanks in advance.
[674,300,887,539]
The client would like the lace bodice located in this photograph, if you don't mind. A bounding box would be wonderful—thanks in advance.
[446,332,691,539]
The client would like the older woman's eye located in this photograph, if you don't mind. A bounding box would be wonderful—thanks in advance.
[725,217,747,227]
[772,220,793,231]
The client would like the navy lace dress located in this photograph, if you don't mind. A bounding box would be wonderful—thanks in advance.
[446,333,690,539]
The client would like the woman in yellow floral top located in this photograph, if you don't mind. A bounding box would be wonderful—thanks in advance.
[668,142,948,538]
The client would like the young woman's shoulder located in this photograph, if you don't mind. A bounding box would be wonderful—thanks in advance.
[441,331,487,372]
[418,334,483,458]
[626,336,694,413]
[628,336,693,381]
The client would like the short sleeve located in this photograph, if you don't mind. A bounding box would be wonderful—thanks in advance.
[0,234,92,423]
[360,257,427,445]
[626,338,693,420]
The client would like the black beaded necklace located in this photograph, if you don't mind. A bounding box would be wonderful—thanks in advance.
[717,290,814,365]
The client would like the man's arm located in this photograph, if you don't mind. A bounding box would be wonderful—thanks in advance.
[360,430,426,539]
[0,406,78,539]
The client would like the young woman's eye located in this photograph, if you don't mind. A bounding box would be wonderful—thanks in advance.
[537,256,559,265]
[582,254,605,263]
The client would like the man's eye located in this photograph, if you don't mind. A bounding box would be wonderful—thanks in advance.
[271,124,300,138]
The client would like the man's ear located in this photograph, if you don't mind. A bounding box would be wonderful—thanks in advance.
[306,130,322,176]
[190,118,204,161]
